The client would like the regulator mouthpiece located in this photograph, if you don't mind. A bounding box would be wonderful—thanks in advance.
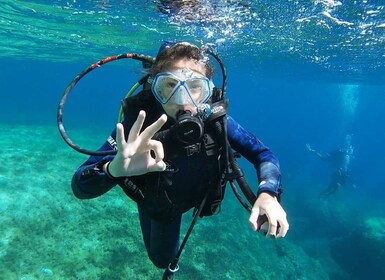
[173,110,204,145]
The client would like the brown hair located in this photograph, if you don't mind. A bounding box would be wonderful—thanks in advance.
[148,43,213,78]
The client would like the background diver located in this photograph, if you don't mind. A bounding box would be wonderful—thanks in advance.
[307,134,356,200]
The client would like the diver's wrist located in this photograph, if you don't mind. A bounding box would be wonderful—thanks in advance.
[257,181,279,198]
[104,161,117,179]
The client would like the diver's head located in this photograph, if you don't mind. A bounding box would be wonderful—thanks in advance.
[149,42,214,119]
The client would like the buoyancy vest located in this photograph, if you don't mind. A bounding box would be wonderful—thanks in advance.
[117,90,227,221]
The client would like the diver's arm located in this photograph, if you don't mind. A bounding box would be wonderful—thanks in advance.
[306,144,332,160]
[226,116,281,197]
[317,152,332,160]
[71,132,119,199]
[227,116,288,237]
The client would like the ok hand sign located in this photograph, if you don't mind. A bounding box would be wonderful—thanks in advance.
[106,111,167,178]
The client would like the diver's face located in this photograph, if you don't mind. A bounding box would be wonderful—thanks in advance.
[159,59,208,119]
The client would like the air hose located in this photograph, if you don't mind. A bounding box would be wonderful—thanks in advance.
[57,53,155,156]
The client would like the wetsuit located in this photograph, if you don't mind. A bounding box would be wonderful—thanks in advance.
[71,90,281,268]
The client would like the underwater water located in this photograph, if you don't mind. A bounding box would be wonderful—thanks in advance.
[1,0,385,279]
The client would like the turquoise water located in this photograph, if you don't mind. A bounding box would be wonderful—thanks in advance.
[1,1,385,279]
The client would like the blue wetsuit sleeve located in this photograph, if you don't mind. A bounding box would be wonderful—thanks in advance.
[71,130,119,199]
[227,115,282,197]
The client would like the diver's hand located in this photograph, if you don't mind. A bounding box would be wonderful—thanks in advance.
[249,192,289,238]
[306,143,315,152]
[106,111,167,177]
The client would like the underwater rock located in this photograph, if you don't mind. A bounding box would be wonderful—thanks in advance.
[330,220,385,280]
[40,268,53,277]
[363,216,385,242]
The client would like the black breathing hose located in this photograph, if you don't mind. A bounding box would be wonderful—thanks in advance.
[57,53,155,156]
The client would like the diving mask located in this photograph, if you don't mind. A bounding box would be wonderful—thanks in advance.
[151,68,213,106]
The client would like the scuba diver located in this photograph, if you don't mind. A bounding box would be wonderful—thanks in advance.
[306,134,356,200]
[69,42,289,279]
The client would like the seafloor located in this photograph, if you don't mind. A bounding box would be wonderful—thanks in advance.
[0,124,383,280]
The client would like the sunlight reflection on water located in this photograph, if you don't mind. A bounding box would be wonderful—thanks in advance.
[1,0,384,83]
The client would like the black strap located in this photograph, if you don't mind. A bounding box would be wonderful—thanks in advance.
[165,190,210,275]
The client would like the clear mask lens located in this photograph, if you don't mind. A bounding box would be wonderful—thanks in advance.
[152,71,212,105]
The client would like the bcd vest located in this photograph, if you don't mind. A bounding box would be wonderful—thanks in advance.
[117,90,227,221]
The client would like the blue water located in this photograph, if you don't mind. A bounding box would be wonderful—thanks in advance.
[1,1,385,279]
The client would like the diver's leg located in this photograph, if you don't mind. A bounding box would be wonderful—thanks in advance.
[320,186,333,200]
[138,204,182,268]
[328,183,341,196]
[318,187,328,200]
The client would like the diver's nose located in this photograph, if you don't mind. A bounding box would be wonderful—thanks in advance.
[172,85,193,105]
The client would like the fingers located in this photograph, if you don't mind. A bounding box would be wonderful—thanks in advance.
[267,219,278,237]
[148,140,164,162]
[146,140,166,172]
[149,160,167,172]
[250,201,289,238]
[128,111,146,142]
[141,114,167,140]
[249,207,260,231]
[276,218,289,238]
[127,112,166,146]
[115,123,125,150]
[264,213,289,238]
